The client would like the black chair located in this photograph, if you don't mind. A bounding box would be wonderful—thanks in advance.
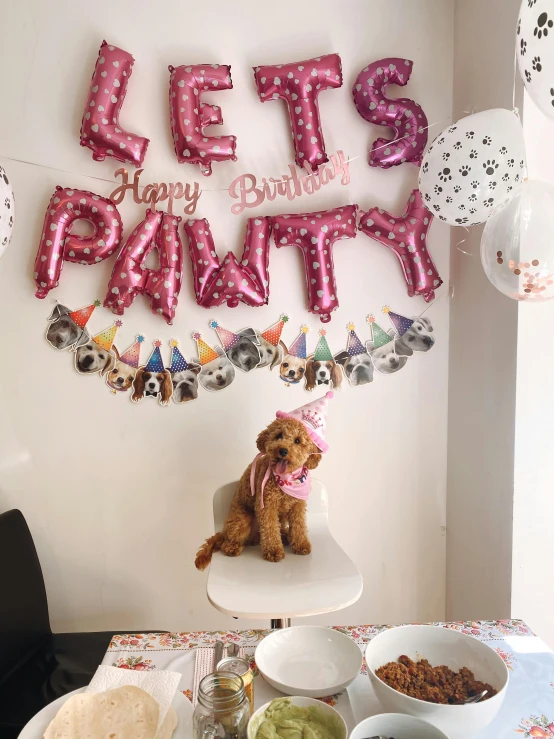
[0,509,167,738]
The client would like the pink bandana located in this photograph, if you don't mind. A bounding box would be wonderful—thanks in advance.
[250,453,311,509]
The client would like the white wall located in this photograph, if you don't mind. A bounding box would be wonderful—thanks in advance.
[446,0,521,622]
[512,92,554,649]
[0,0,453,632]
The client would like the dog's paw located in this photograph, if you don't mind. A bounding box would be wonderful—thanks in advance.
[221,541,244,557]
[262,547,285,563]
[291,540,312,556]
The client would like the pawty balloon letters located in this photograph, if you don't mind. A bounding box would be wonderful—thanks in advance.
[32,40,443,323]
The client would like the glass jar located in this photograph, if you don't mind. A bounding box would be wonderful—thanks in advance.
[193,671,250,739]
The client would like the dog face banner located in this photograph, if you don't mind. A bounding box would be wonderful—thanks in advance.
[304,329,342,392]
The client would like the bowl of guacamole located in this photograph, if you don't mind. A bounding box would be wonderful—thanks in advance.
[248,697,347,739]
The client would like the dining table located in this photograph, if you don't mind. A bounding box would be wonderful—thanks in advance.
[101,619,554,739]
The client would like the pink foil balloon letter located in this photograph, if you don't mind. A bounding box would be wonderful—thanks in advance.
[253,54,343,170]
[34,187,123,299]
[104,210,184,324]
[352,58,428,169]
[272,204,358,323]
[80,41,150,166]
[183,217,271,308]
[359,189,442,303]
[168,64,237,176]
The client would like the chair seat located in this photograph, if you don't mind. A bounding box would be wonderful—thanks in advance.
[0,631,162,737]
[207,480,363,620]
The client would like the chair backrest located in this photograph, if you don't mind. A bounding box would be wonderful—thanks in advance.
[0,509,51,682]
[213,478,328,529]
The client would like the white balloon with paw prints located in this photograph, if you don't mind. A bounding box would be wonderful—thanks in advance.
[418,109,526,227]
[517,0,554,121]
[0,165,15,259]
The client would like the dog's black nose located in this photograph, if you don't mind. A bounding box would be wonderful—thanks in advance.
[279,447,288,458]
[288,370,296,378]
[319,370,326,377]
[424,336,433,347]
[82,355,93,368]
[116,377,124,384]
[148,381,156,389]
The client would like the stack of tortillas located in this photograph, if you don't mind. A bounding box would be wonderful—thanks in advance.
[43,685,178,739]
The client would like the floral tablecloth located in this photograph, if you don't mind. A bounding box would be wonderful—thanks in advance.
[103,620,554,738]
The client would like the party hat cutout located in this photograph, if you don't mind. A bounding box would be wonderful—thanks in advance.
[92,319,122,352]
[262,315,288,347]
[192,332,219,365]
[368,315,393,348]
[277,391,334,453]
[120,335,144,369]
[383,306,414,336]
[288,325,309,359]
[144,340,165,373]
[69,300,100,329]
[209,320,240,352]
[313,329,333,361]
[346,323,365,356]
[169,339,189,373]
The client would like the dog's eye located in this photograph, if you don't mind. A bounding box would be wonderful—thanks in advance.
[408,335,415,342]
[99,354,105,360]
[267,349,273,355]
[298,367,304,374]
[282,362,289,368]
[294,438,300,444]
[208,371,213,375]
[275,432,283,440]
[347,364,353,372]
[86,345,93,350]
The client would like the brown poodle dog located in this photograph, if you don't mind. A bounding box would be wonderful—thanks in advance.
[195,417,321,569]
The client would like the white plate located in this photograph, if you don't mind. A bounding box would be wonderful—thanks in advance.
[255,625,362,698]
[18,686,193,738]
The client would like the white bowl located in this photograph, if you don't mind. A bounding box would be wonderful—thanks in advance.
[255,626,362,698]
[365,625,509,739]
[247,696,347,739]
[351,713,450,739]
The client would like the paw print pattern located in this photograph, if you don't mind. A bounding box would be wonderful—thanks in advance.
[437,137,445,145]
[521,38,528,55]
[459,165,471,176]
[471,180,479,190]
[525,70,532,83]
[422,161,429,174]
[424,193,431,202]
[528,0,537,6]
[439,215,447,222]
[532,56,542,72]
[439,167,452,182]
[520,159,525,169]
[433,204,441,212]
[442,152,451,161]
[446,196,453,204]
[490,181,498,190]
[502,173,510,181]
[465,131,475,140]
[551,87,554,108]
[469,193,477,202]
[499,146,508,155]
[447,126,458,134]
[535,12,554,39]
[454,185,462,194]
[458,204,466,211]
[515,174,521,183]
[482,136,492,145]
[4,198,10,209]
[508,159,515,168]
[453,141,462,150]
[484,198,495,208]
[434,185,443,194]
[484,159,499,175]
[455,217,469,224]
[469,208,477,214]
[469,149,478,159]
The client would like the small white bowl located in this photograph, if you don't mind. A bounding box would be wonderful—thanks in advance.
[255,626,362,698]
[351,713,450,739]
[247,697,347,739]
[365,625,509,739]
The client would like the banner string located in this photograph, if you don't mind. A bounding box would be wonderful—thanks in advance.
[0,115,452,195]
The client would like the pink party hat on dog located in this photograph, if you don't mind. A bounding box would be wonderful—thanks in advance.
[276,391,334,453]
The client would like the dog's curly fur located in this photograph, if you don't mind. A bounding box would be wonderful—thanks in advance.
[195,417,322,570]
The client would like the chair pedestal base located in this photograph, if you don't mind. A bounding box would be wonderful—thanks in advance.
[270,618,291,629]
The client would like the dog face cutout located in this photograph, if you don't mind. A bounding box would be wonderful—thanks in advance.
[46,304,90,351]
[334,349,374,387]
[74,341,117,376]
[171,362,201,404]
[196,346,235,392]
[225,328,261,373]
[256,333,284,370]
[105,350,137,393]
[279,353,307,385]
[304,358,342,391]
[131,367,173,406]
[366,329,408,375]
[395,316,435,356]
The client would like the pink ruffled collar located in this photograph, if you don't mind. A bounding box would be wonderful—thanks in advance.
[250,453,311,508]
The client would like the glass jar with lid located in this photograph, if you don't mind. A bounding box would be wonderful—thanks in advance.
[193,671,250,739]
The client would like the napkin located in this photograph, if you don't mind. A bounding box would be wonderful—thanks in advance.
[86,664,182,731]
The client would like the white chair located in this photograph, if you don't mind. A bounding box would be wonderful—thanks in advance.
[206,479,363,627]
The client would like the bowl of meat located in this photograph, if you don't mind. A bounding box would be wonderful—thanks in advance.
[365,625,509,739]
